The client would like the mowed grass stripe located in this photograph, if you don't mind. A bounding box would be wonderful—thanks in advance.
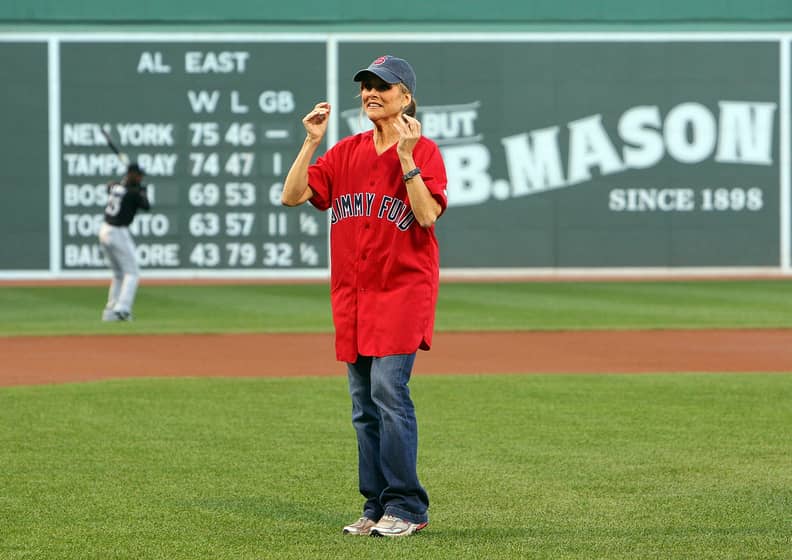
[2,280,792,336]
[1,374,790,559]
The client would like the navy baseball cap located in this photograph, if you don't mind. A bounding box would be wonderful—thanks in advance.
[353,55,417,94]
[127,162,145,175]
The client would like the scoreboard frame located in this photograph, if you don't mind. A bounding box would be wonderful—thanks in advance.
[0,31,790,279]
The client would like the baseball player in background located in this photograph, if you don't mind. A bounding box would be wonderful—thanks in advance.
[282,55,448,537]
[98,162,150,321]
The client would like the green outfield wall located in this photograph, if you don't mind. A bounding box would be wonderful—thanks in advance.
[2,16,792,278]
[2,1,792,24]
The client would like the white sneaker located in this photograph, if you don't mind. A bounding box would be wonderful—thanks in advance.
[102,309,119,322]
[342,517,377,536]
[369,514,427,537]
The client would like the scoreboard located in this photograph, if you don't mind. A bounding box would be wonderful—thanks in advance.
[0,41,49,271]
[0,34,788,277]
[59,40,328,275]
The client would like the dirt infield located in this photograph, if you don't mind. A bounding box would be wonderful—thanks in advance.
[2,329,791,387]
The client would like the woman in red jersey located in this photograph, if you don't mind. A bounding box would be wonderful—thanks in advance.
[282,55,448,538]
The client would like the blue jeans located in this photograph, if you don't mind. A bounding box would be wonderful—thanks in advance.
[347,353,429,524]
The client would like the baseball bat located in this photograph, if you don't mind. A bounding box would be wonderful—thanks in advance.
[100,126,130,166]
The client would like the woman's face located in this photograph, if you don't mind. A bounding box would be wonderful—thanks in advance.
[359,74,410,123]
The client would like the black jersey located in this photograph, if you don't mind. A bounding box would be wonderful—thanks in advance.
[104,181,150,227]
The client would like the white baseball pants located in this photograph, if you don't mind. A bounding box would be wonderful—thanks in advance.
[98,222,140,314]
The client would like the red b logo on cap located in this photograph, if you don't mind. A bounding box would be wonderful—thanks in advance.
[373,56,387,65]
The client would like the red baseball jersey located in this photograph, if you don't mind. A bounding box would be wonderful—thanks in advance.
[308,130,448,362]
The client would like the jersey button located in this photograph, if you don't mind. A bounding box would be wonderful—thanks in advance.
[364,224,371,229]
[361,254,367,261]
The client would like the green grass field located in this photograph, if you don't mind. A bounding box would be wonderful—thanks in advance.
[1,375,789,560]
[1,280,791,559]
[3,279,792,336]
